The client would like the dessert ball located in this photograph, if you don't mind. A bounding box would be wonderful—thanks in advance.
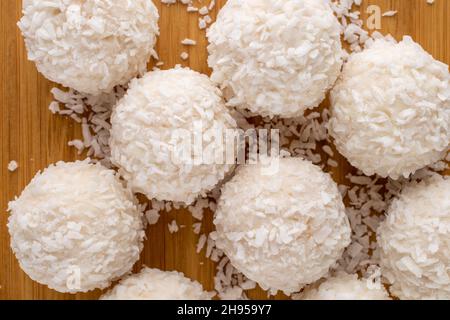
[18,0,159,95]
[298,273,391,300]
[101,268,214,300]
[110,68,237,204]
[207,0,344,118]
[7,160,145,293]
[329,36,450,179]
[212,157,351,295]
[378,174,450,300]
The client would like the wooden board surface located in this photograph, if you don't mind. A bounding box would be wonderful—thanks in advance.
[1,0,449,300]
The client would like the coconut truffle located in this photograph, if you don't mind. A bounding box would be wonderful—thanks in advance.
[207,0,344,118]
[101,268,214,300]
[18,0,159,95]
[329,36,450,179]
[298,273,391,300]
[212,157,351,295]
[7,160,145,293]
[110,67,237,204]
[378,174,450,300]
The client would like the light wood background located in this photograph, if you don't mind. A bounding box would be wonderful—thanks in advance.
[1,0,449,300]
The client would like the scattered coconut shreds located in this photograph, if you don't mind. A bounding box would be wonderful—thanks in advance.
[160,0,216,17]
[47,0,449,300]
[330,0,369,53]
[49,86,126,168]
[8,160,18,172]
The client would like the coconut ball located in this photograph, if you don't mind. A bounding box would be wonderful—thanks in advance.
[298,273,391,300]
[18,0,159,95]
[101,268,214,300]
[378,174,450,300]
[329,36,450,179]
[110,67,237,205]
[207,0,344,118]
[212,157,351,295]
[7,160,145,293]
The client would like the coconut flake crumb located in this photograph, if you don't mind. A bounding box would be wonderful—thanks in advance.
[145,209,161,225]
[180,52,189,60]
[8,161,18,172]
[187,6,199,12]
[196,234,207,253]
[382,10,398,17]
[193,222,202,234]
[48,101,60,114]
[199,6,209,15]
[198,18,207,29]
[168,220,179,234]
[181,38,197,46]
[160,0,177,5]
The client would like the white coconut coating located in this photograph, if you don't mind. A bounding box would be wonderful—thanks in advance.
[101,268,214,300]
[329,36,450,179]
[110,68,237,205]
[18,0,159,95]
[378,174,450,300]
[299,273,391,300]
[7,160,145,293]
[207,0,344,118]
[212,157,351,295]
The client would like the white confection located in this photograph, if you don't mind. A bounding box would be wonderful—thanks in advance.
[212,157,351,295]
[378,174,450,300]
[207,0,344,118]
[7,160,145,293]
[299,273,391,300]
[18,0,159,95]
[101,268,214,300]
[110,67,237,204]
[329,36,450,179]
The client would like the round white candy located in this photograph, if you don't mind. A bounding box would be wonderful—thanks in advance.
[212,157,351,295]
[207,0,344,118]
[378,174,450,300]
[18,0,159,95]
[7,160,145,293]
[329,36,450,179]
[299,273,391,300]
[101,268,214,300]
[110,68,237,204]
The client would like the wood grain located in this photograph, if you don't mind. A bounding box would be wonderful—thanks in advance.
[1,0,449,300]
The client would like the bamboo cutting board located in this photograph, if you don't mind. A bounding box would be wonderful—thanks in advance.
[1,0,449,300]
